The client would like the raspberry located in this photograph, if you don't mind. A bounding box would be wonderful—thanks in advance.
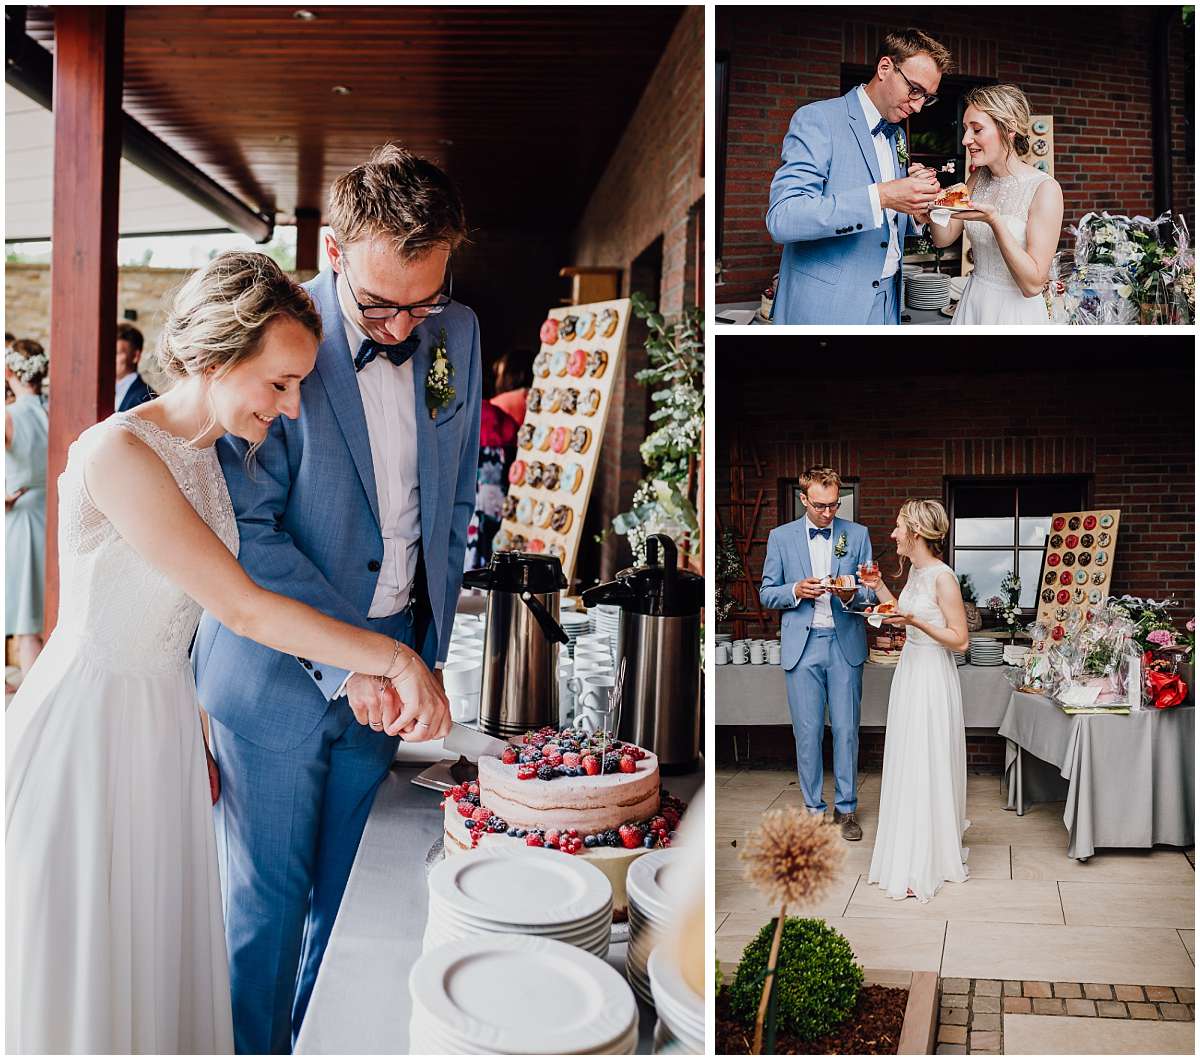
[618,824,644,849]
[467,782,479,796]
[525,833,544,847]
[448,784,467,801]
[517,764,537,780]
[456,799,475,818]
[649,816,668,834]
[619,756,636,774]
[471,806,490,823]
[561,752,581,768]
[546,830,560,848]
[582,755,600,777]
[500,747,518,765]
[543,742,560,757]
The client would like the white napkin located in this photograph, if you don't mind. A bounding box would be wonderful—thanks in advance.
[866,613,885,629]
[930,207,953,227]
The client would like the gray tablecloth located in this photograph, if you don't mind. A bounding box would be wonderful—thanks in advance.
[715,662,1016,727]
[998,692,1195,860]
[296,762,703,1054]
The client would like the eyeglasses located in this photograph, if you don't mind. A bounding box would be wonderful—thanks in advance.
[806,500,841,513]
[338,247,453,320]
[892,63,938,107]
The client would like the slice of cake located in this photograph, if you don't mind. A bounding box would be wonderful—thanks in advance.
[933,182,969,208]
[441,726,685,921]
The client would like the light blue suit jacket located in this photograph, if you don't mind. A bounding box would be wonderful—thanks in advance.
[759,517,875,670]
[193,267,482,751]
[766,87,913,325]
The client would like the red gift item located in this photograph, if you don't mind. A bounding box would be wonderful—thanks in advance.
[1051,624,1065,641]
[1060,571,1074,585]
[1083,515,1097,530]
[1047,553,1061,567]
[1146,668,1187,708]
[1053,516,1066,531]
[1065,534,1079,549]
[1057,589,1071,604]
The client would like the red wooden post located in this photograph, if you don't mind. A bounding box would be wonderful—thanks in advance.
[45,6,124,633]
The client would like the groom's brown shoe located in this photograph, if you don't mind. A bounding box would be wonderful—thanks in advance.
[834,811,862,841]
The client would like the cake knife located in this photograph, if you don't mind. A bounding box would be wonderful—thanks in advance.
[440,722,512,761]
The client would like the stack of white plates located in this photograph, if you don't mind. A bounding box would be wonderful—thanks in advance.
[559,610,591,657]
[969,637,1004,667]
[952,650,968,667]
[589,604,622,657]
[1003,644,1031,667]
[647,945,703,1054]
[901,262,923,278]
[424,847,613,959]
[409,933,638,1054]
[906,271,951,310]
[626,848,680,1007]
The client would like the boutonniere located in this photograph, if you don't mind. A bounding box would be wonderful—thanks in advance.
[833,531,848,558]
[895,129,909,169]
[425,328,455,419]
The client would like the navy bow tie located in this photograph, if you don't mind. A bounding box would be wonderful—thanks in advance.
[871,118,898,139]
[354,335,419,373]
[809,526,831,540]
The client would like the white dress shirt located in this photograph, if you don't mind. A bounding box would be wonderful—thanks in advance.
[337,283,422,619]
[115,372,138,409]
[795,516,836,628]
[858,85,900,280]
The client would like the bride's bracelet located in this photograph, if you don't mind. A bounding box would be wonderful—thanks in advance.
[374,639,404,690]
[384,644,417,684]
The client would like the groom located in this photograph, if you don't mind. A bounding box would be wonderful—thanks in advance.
[194,145,480,1052]
[759,467,875,840]
[766,28,952,324]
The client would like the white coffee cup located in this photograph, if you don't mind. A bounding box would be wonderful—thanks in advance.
[732,643,749,664]
[750,643,766,665]
[568,673,616,727]
[768,644,782,665]
[448,692,480,725]
[715,643,730,665]
[442,659,482,696]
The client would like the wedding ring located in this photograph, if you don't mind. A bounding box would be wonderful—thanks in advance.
[370,722,383,731]
[415,719,430,728]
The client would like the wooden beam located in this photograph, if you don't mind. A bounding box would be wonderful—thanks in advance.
[295,206,322,274]
[45,6,124,634]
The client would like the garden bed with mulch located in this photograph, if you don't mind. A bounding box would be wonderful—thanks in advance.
[716,984,910,1055]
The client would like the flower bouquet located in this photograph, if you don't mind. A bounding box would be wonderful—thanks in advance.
[985,571,1023,642]
[1109,596,1193,708]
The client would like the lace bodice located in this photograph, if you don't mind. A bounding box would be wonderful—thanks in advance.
[54,412,238,673]
[897,562,954,648]
[964,167,1051,287]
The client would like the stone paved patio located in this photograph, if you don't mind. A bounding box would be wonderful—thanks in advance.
[716,768,1196,1055]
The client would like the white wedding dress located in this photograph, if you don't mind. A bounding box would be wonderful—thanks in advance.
[6,412,236,1053]
[867,561,970,903]
[950,166,1053,325]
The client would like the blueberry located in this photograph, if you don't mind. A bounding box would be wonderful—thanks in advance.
[507,828,519,837]
[464,819,477,830]
[514,828,527,838]
[642,833,657,848]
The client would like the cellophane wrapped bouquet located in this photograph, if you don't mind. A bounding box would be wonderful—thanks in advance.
[1015,602,1140,708]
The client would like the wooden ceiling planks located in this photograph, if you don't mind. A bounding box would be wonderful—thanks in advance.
[24,5,683,229]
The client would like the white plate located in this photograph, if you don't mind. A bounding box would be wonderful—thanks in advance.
[428,902,613,942]
[626,849,681,922]
[647,945,704,1038]
[410,934,637,1055]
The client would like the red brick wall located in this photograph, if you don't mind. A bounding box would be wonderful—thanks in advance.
[716,340,1195,630]
[717,6,1196,301]
[571,6,705,582]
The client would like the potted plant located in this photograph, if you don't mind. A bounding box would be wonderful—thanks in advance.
[716,527,745,625]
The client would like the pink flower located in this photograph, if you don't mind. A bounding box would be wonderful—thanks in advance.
[1147,629,1175,647]
[1188,618,1196,632]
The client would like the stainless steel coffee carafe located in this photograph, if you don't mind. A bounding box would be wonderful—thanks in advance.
[582,534,702,772]
[462,551,568,738]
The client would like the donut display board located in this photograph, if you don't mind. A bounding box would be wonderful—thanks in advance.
[494,298,630,584]
[1032,508,1121,645]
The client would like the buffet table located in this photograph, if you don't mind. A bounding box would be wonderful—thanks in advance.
[716,661,1016,727]
[998,692,1195,861]
[296,761,704,1054]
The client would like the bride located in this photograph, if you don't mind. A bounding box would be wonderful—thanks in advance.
[6,252,452,1054]
[929,84,1064,324]
[859,500,970,902]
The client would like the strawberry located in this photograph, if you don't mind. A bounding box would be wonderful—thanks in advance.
[471,806,490,823]
[467,782,480,796]
[500,747,518,765]
[545,830,560,849]
[618,824,643,849]
[456,798,475,818]
[582,754,600,777]
[525,833,544,847]
[517,764,538,781]
[619,755,636,774]
[649,816,668,835]
[562,752,581,768]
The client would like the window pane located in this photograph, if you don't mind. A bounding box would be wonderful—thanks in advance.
[952,551,1012,605]
[1019,481,1088,545]
[1017,551,1043,608]
[1018,515,1051,547]
[954,486,1015,546]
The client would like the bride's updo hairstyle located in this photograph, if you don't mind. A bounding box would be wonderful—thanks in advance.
[898,499,950,557]
[157,251,322,384]
[963,84,1032,158]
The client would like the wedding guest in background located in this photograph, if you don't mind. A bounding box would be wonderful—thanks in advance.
[465,396,519,569]
[4,340,50,690]
[115,321,156,410]
[489,347,533,424]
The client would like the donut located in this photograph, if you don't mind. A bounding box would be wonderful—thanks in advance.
[559,315,578,342]
[550,505,573,534]
[1083,514,1098,531]
[508,460,527,485]
[599,308,619,338]
[568,348,588,377]
[582,388,601,416]
[1059,571,1073,586]
[560,387,579,415]
[1062,551,1076,566]
[516,497,534,525]
[542,463,562,490]
[1051,624,1065,642]
[493,529,512,551]
[527,388,543,414]
[1052,516,1066,532]
[501,495,518,520]
[574,311,595,341]
[570,426,591,453]
[563,463,584,493]
[1047,553,1060,567]
[510,533,528,551]
[539,318,559,345]
[1056,589,1070,605]
[526,461,545,489]
[1049,534,1063,549]
[1080,534,1094,549]
[550,426,571,454]
[1043,571,1056,586]
[534,501,553,529]
[547,387,564,413]
[1041,588,1055,603]
[533,349,551,378]
[550,349,569,377]
[527,538,546,554]
[587,348,609,378]
[1068,516,1081,531]
[533,425,552,451]
[1065,534,1079,550]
